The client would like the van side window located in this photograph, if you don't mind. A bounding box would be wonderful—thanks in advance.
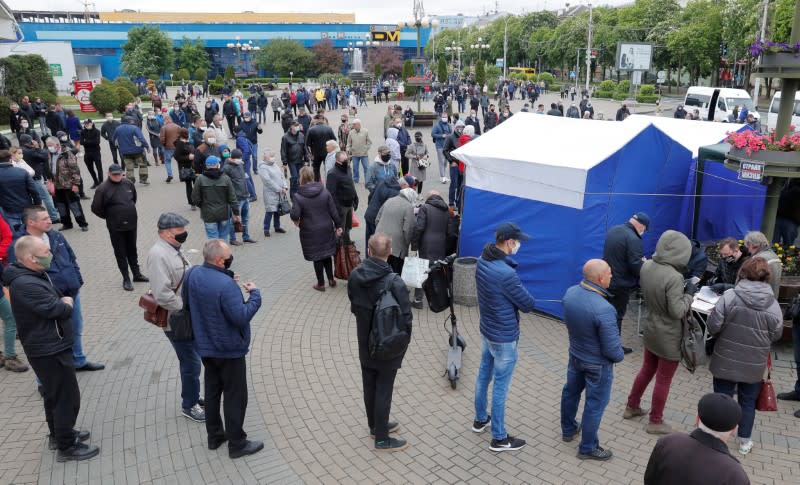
[794,101,800,116]
[718,99,726,111]
[685,95,708,107]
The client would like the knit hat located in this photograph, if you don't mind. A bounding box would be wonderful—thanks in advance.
[157,212,189,230]
[377,144,390,153]
[698,393,742,432]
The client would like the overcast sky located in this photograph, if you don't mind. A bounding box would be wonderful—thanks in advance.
[10,0,631,24]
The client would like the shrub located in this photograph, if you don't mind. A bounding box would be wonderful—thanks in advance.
[194,68,207,81]
[616,80,631,95]
[214,74,224,84]
[0,95,13,127]
[485,65,501,80]
[0,54,57,102]
[30,90,57,106]
[599,80,616,92]
[88,82,119,114]
[612,92,628,101]
[208,82,224,95]
[594,91,614,99]
[639,84,656,96]
[636,94,660,104]
[113,77,138,99]
[224,65,235,81]
[115,86,135,112]
[538,72,555,84]
[174,68,191,82]
[550,83,562,92]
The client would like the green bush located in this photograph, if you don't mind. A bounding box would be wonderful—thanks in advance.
[30,90,57,107]
[0,54,57,102]
[174,69,191,82]
[612,92,628,101]
[112,77,138,99]
[593,91,614,99]
[549,83,562,92]
[485,65,501,80]
[599,80,616,92]
[616,80,631,95]
[0,95,14,128]
[639,84,656,96]
[89,83,120,115]
[194,68,208,81]
[115,86,135,112]
[214,74,224,84]
[224,65,235,81]
[636,94,660,104]
[538,72,555,84]
[208,82,224,95]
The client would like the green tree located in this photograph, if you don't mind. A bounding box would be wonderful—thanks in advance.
[773,0,795,43]
[311,39,344,75]
[475,60,486,86]
[666,0,723,85]
[194,67,208,81]
[224,65,235,81]
[176,37,211,77]
[402,59,414,81]
[121,26,175,78]
[374,63,383,78]
[174,68,191,81]
[88,82,119,114]
[254,39,314,77]
[437,57,447,83]
[0,54,57,101]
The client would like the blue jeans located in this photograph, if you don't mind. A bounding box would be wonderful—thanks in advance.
[560,356,614,454]
[244,145,258,198]
[288,162,303,199]
[774,216,798,244]
[0,296,17,357]
[448,165,462,208]
[165,330,202,410]
[352,156,369,183]
[474,337,519,440]
[35,180,60,222]
[263,211,282,233]
[229,199,251,242]
[713,378,761,439]
[204,219,231,242]
[71,294,87,368]
[2,211,21,231]
[163,148,174,177]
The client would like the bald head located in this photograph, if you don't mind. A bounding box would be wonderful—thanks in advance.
[368,233,392,260]
[14,235,50,272]
[583,259,612,289]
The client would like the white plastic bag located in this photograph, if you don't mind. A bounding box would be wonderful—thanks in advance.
[401,256,429,288]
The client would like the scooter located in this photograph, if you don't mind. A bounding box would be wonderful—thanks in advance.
[428,255,466,389]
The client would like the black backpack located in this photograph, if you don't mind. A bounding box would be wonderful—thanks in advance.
[368,275,411,360]
[423,264,451,313]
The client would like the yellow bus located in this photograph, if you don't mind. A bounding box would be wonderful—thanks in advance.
[508,67,537,76]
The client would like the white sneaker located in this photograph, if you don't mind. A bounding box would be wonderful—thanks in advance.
[738,438,753,455]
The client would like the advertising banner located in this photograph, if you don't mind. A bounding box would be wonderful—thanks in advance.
[74,80,96,112]
[616,42,652,71]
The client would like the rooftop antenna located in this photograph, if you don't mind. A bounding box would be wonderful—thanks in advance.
[76,0,97,21]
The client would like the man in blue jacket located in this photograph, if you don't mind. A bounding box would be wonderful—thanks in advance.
[187,239,262,459]
[560,259,624,461]
[0,150,41,229]
[112,116,151,185]
[472,222,536,452]
[431,115,452,183]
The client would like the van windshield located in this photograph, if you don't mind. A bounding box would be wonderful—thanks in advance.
[769,98,800,115]
[727,98,755,112]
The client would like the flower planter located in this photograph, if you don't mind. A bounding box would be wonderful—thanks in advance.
[725,147,800,178]
[754,52,800,79]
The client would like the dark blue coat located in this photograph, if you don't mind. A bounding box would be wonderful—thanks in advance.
[187,263,261,359]
[236,118,262,144]
[8,228,83,298]
[563,281,624,365]
[0,163,41,214]
[365,177,400,225]
[112,123,149,156]
[476,244,536,343]
[602,222,643,289]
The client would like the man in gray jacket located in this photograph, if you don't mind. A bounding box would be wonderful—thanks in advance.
[346,119,372,184]
[224,149,257,246]
[744,231,782,297]
[146,213,205,422]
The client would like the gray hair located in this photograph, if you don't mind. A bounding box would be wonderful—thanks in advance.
[326,139,338,150]
[44,136,60,147]
[202,239,228,263]
[352,118,362,126]
[14,235,43,263]
[697,420,733,441]
[744,231,768,251]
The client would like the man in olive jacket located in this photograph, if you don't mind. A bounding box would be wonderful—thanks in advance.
[191,156,240,242]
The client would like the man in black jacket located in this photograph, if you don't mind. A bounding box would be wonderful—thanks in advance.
[326,151,359,243]
[2,236,99,462]
[305,118,336,181]
[79,119,103,189]
[281,121,306,199]
[0,149,41,229]
[347,233,412,452]
[90,164,148,291]
[644,393,748,485]
[100,113,121,165]
[602,212,649,354]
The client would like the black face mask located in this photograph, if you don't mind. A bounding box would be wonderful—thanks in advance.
[414,137,422,142]
[174,231,188,244]
[380,153,391,162]
[223,254,234,269]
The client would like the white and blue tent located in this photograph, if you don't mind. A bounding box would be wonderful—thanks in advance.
[451,113,761,318]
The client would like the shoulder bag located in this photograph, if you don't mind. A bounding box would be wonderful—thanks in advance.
[680,310,708,374]
[139,254,188,328]
[168,267,195,341]
[756,354,778,411]
[277,192,292,216]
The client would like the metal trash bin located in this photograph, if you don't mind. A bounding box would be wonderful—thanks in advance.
[453,257,478,307]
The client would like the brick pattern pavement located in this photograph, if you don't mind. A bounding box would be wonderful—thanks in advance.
[0,87,798,484]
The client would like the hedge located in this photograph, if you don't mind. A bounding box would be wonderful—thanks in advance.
[636,95,659,104]
[639,84,656,96]
[89,83,119,114]
[612,92,628,101]
[593,91,614,99]
[549,83,562,92]
[599,80,616,92]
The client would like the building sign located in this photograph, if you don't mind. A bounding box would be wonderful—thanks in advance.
[74,80,96,112]
[49,63,62,77]
[371,31,400,43]
[737,161,765,182]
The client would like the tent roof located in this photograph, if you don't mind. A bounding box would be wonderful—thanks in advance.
[623,114,738,157]
[0,1,18,41]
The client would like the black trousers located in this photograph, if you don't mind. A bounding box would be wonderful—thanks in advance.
[202,356,248,450]
[108,228,139,279]
[225,116,236,138]
[28,348,80,450]
[313,257,333,285]
[388,255,404,275]
[54,189,88,228]
[608,286,632,334]
[107,142,120,165]
[400,145,409,176]
[184,179,194,206]
[361,366,398,441]
[337,206,353,244]
[83,149,102,185]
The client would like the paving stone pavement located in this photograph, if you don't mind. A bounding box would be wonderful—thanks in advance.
[1,88,798,484]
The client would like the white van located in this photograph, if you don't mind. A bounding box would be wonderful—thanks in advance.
[766,91,800,132]
[683,87,759,123]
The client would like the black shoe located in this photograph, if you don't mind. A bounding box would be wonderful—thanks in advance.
[274,227,286,234]
[562,423,582,442]
[59,225,74,231]
[56,442,100,462]
[375,437,408,452]
[777,390,800,401]
[208,437,227,450]
[165,176,173,183]
[369,421,399,438]
[132,274,149,283]
[411,300,424,309]
[229,440,264,459]
[76,362,105,372]
[140,181,150,186]
[90,183,98,189]
[49,430,90,450]
[472,415,491,433]
[489,435,526,452]
[578,446,613,461]
[794,409,800,418]
[123,279,134,291]
[249,196,257,202]
[243,239,257,244]
[79,195,90,200]
[80,226,89,232]
[37,385,44,398]
[622,346,633,355]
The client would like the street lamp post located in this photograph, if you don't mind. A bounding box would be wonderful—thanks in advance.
[446,42,463,71]
[226,36,260,77]
[343,42,355,72]
[398,0,439,112]
[470,37,490,64]
[585,3,593,92]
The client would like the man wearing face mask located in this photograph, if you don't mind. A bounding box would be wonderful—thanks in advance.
[473,222,536,452]
[100,113,121,166]
[464,110,482,136]
[17,117,42,146]
[91,164,148,291]
[235,112,262,195]
[147,213,205,423]
[484,104,499,132]
[192,156,240,242]
[280,121,307,200]
[186,239,263,459]
[3,236,99,462]
[392,117,412,175]
[710,238,749,293]
[602,212,650,355]
[305,118,337,182]
[112,116,151,186]
[431,115,452,183]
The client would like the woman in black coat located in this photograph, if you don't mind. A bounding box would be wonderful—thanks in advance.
[290,166,343,291]
[173,128,196,209]
[410,191,452,307]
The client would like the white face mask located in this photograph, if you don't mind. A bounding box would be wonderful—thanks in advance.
[48,146,58,153]
[511,241,521,255]
[207,137,216,145]
[106,116,113,121]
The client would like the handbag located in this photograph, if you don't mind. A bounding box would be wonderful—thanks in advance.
[277,193,292,216]
[233,219,244,233]
[352,211,360,228]
[756,354,778,411]
[417,154,430,169]
[178,167,196,182]
[46,179,56,195]
[423,264,451,313]
[139,257,187,328]
[334,238,362,280]
[680,311,708,374]
[168,268,195,341]
[400,255,429,288]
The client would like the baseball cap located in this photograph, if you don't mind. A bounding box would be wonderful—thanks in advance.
[632,212,651,229]
[496,222,531,242]
[157,212,190,230]
[205,155,221,167]
[698,393,741,432]
[108,163,124,174]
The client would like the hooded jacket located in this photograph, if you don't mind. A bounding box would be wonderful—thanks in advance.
[347,257,413,370]
[385,128,401,164]
[431,119,452,149]
[476,244,536,343]
[707,279,783,383]
[222,158,250,201]
[411,194,451,261]
[640,230,693,360]
[365,160,397,194]
[289,182,342,261]
[603,222,644,289]
[365,177,400,225]
[2,262,74,357]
